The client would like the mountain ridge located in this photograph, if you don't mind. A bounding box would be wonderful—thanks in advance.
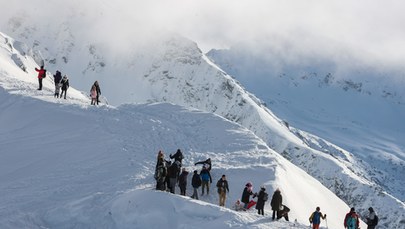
[1,15,404,228]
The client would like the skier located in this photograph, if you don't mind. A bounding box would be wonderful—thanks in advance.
[35,65,46,90]
[344,207,360,229]
[92,81,101,105]
[200,165,212,196]
[216,174,229,206]
[270,188,283,220]
[194,158,211,171]
[154,151,167,191]
[53,70,62,97]
[365,207,378,229]
[255,186,268,215]
[178,168,189,196]
[90,85,97,105]
[241,182,256,209]
[309,207,326,229]
[191,170,202,200]
[60,75,69,99]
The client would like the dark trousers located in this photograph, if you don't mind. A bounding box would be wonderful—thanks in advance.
[38,78,43,90]
[258,208,264,215]
[60,89,67,99]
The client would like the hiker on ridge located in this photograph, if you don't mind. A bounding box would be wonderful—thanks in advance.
[35,65,46,90]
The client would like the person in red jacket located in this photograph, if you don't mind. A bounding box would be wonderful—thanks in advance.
[35,66,46,90]
[344,207,360,229]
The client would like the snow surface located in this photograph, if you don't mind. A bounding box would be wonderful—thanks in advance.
[0,32,367,229]
[1,5,404,227]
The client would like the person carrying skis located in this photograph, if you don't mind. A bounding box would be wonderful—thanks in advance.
[92,81,101,105]
[200,165,212,195]
[178,167,189,196]
[216,174,229,207]
[60,75,69,99]
[194,158,211,171]
[309,207,326,229]
[191,170,202,200]
[241,182,256,209]
[270,188,283,220]
[255,186,268,215]
[154,151,167,191]
[35,65,46,90]
[344,207,360,229]
[365,207,378,229]
[53,70,62,97]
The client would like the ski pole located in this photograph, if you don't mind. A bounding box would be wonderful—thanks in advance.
[325,217,328,229]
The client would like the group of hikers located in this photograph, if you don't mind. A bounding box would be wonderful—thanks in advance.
[154,150,379,229]
[34,65,101,104]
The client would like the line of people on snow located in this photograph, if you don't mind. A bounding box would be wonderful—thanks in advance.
[34,65,101,104]
[154,150,379,229]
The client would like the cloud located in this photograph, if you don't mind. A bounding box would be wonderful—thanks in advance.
[1,0,404,71]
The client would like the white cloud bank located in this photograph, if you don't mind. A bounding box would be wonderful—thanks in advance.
[1,0,404,70]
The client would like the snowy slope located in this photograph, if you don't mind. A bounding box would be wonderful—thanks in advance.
[0,63,362,228]
[1,4,404,228]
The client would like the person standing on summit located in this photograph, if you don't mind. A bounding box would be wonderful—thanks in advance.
[92,81,101,105]
[53,70,62,97]
[270,188,283,220]
[35,65,46,90]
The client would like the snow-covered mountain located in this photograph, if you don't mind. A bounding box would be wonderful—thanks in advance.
[1,2,404,228]
[0,33,362,229]
[206,42,405,197]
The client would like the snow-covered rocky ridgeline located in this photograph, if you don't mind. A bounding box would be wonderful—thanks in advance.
[0,34,363,228]
[206,43,405,200]
[1,8,404,229]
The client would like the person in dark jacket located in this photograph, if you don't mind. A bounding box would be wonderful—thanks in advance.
[270,188,282,220]
[35,66,46,90]
[167,161,180,194]
[200,166,212,195]
[60,75,69,99]
[241,182,256,209]
[92,81,101,105]
[178,168,189,196]
[191,170,202,200]
[278,205,290,221]
[216,174,229,206]
[194,158,211,171]
[366,207,378,229]
[170,149,184,178]
[170,149,184,164]
[53,70,62,97]
[255,186,268,215]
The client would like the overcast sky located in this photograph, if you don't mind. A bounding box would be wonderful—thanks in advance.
[2,0,405,70]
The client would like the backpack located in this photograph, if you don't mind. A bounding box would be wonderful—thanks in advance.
[43,69,46,78]
[263,192,268,201]
[346,215,357,229]
[373,215,378,226]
